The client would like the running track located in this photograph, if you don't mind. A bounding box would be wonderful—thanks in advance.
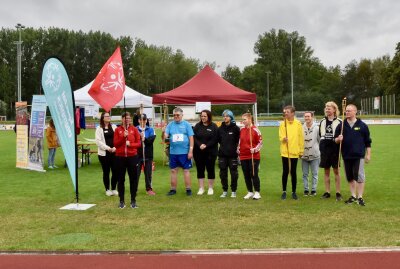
[1,248,399,269]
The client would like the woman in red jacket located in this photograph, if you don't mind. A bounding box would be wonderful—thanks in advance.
[239,113,263,200]
[113,112,141,209]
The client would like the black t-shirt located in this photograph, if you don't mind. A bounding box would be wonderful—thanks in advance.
[103,127,114,148]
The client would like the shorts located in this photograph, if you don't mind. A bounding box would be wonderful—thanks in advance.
[169,154,193,170]
[319,147,339,169]
[343,159,365,183]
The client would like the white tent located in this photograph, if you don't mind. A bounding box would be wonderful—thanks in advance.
[74,80,153,108]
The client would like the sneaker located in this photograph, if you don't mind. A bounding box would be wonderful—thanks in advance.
[344,196,357,204]
[281,192,287,200]
[207,188,214,195]
[197,188,205,195]
[147,190,156,196]
[53,165,59,168]
[105,190,113,196]
[118,201,125,209]
[292,192,298,200]
[336,192,343,201]
[304,190,309,196]
[111,190,119,196]
[243,192,254,199]
[48,166,54,169]
[231,192,237,198]
[220,191,228,198]
[130,201,138,209]
[167,189,177,196]
[253,192,261,200]
[321,192,331,199]
[310,191,316,196]
[186,189,192,196]
[357,197,366,206]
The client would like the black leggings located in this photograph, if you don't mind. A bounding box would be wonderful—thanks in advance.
[114,155,139,203]
[194,153,217,179]
[281,157,298,193]
[241,159,260,192]
[98,153,117,191]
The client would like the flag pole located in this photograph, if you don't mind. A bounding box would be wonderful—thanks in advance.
[248,110,255,176]
[162,100,168,166]
[140,102,146,168]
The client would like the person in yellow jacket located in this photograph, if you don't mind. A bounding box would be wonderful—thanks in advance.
[46,118,60,169]
[279,105,304,200]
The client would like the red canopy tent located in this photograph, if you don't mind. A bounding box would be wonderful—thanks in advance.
[152,65,256,105]
[152,65,258,123]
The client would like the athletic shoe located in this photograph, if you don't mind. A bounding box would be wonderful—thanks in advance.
[207,188,214,195]
[220,191,228,198]
[197,188,205,195]
[147,190,156,196]
[231,192,237,198]
[243,192,254,199]
[357,197,366,206]
[53,165,59,168]
[118,201,125,209]
[344,196,357,204]
[253,192,261,200]
[292,192,298,200]
[321,192,331,199]
[336,192,343,201]
[48,166,54,169]
[304,190,309,196]
[281,192,287,200]
[111,190,119,196]
[130,201,138,209]
[310,191,317,196]
[186,189,192,196]
[105,190,113,196]
[167,189,177,196]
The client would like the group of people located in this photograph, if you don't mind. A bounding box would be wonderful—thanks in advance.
[93,100,371,209]
[279,102,371,206]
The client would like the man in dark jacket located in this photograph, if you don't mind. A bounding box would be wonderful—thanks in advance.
[335,104,371,206]
[137,114,156,195]
[217,110,240,198]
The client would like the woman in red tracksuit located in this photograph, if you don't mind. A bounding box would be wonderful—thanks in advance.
[114,112,141,209]
[238,113,263,200]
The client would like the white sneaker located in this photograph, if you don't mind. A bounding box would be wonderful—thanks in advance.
[197,188,205,195]
[105,190,113,196]
[243,192,254,199]
[53,165,59,168]
[48,166,54,169]
[253,192,261,200]
[220,191,228,198]
[207,188,214,195]
[112,190,119,196]
[231,192,237,198]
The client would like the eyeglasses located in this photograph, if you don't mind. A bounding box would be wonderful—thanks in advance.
[173,114,182,117]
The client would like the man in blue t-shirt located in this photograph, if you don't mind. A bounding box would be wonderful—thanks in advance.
[163,107,194,196]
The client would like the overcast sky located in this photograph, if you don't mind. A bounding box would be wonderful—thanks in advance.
[2,0,399,72]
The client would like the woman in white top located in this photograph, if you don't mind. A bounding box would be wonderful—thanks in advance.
[95,112,117,196]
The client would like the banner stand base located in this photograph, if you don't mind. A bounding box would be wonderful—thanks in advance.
[60,203,96,211]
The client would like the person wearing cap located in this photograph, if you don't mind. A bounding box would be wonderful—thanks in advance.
[193,109,218,195]
[217,109,240,198]
[136,113,157,195]
[163,107,194,196]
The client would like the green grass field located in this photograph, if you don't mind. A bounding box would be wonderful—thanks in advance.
[0,125,399,251]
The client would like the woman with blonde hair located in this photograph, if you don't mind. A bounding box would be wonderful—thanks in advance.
[319,101,342,201]
[238,112,263,200]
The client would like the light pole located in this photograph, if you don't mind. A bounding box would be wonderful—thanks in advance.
[290,37,294,106]
[266,71,271,116]
[15,23,25,102]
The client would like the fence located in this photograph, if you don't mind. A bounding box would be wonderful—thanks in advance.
[360,94,396,115]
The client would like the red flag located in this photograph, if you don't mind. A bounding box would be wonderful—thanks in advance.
[88,46,125,112]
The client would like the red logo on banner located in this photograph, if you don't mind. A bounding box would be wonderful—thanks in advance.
[88,47,125,112]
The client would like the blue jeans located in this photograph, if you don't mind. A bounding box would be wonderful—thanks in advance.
[302,158,319,192]
[48,148,56,166]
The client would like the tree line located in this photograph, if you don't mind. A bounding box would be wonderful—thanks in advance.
[0,27,399,119]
